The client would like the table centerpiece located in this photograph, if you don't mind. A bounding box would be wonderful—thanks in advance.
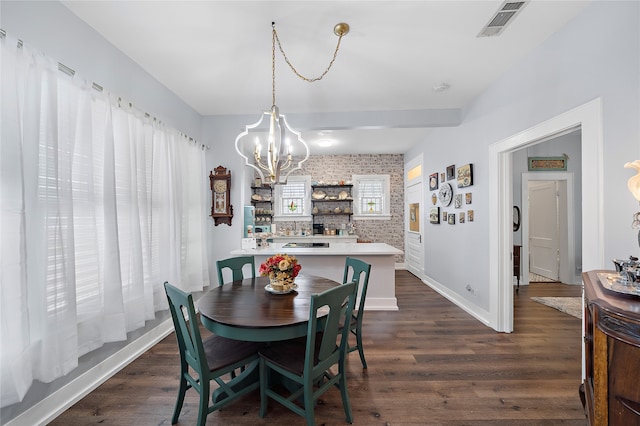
[259,253,302,292]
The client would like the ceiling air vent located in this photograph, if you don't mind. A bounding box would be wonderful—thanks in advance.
[477,1,528,37]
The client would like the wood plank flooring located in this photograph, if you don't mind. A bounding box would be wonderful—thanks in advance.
[50,270,587,425]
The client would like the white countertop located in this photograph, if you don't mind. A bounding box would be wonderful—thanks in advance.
[269,235,358,241]
[231,242,403,256]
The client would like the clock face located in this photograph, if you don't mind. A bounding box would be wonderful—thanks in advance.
[213,179,227,193]
[438,183,453,206]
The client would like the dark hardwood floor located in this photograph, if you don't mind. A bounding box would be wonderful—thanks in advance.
[50,270,586,425]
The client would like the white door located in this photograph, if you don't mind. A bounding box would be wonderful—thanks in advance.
[529,180,560,280]
[406,182,423,277]
[405,155,424,278]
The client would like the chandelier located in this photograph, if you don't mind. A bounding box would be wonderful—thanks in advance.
[235,21,350,185]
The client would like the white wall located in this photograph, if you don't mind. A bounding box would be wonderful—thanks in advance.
[1,1,202,139]
[406,1,640,314]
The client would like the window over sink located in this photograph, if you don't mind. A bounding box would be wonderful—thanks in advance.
[273,175,312,221]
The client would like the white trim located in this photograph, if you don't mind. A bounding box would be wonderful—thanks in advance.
[6,319,174,426]
[489,98,604,333]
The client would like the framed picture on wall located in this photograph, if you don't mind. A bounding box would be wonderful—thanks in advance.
[454,194,462,209]
[465,192,472,204]
[468,210,474,222]
[442,211,448,222]
[446,165,455,180]
[429,173,439,191]
[459,212,465,223]
[410,203,420,231]
[429,207,440,224]
[457,163,473,188]
[448,213,455,225]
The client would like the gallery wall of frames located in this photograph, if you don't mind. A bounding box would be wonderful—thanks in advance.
[428,163,474,225]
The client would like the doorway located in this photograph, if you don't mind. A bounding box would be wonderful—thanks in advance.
[405,154,424,278]
[488,98,604,333]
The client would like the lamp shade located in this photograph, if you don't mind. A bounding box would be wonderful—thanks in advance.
[625,160,640,202]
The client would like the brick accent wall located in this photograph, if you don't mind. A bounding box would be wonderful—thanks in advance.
[272,154,405,263]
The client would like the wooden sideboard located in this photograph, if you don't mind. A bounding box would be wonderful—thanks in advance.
[581,270,640,425]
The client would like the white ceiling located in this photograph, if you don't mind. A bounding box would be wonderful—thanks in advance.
[61,1,589,154]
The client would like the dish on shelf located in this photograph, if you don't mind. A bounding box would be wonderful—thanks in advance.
[328,196,338,200]
[312,190,326,200]
[264,283,298,294]
[338,191,349,200]
[251,194,263,201]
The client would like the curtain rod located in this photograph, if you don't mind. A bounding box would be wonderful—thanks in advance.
[0,27,208,150]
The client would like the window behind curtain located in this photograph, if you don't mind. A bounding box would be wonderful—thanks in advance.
[1,36,209,407]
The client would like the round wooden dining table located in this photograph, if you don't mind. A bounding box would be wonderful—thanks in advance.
[197,274,340,342]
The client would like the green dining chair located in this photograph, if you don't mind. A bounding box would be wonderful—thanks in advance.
[342,257,372,369]
[259,281,356,426]
[164,282,264,426]
[216,256,255,285]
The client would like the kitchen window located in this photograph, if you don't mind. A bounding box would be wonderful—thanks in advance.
[273,175,312,221]
[353,174,391,220]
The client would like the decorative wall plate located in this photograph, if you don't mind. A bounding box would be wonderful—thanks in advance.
[312,190,326,200]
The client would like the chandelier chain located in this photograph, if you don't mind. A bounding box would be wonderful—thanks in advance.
[271,22,345,90]
[272,25,276,107]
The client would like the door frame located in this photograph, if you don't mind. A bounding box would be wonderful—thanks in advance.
[521,173,576,285]
[488,98,604,333]
[405,154,424,277]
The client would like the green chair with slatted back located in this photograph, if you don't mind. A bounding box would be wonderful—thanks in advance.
[164,282,264,426]
[342,256,372,369]
[216,256,255,285]
[258,281,356,426]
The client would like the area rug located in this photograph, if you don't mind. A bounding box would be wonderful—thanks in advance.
[529,272,559,283]
[530,296,582,319]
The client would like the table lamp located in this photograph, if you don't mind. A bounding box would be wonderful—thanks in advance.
[624,160,640,247]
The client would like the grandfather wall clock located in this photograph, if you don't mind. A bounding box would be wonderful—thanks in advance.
[210,166,233,226]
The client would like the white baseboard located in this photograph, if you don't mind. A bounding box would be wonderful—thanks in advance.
[6,319,174,426]
[420,274,492,329]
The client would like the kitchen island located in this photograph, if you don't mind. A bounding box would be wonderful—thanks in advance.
[230,242,402,310]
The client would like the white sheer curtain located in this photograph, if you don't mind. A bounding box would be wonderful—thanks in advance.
[0,35,209,407]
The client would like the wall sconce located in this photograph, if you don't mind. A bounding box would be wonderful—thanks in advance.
[624,160,640,247]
